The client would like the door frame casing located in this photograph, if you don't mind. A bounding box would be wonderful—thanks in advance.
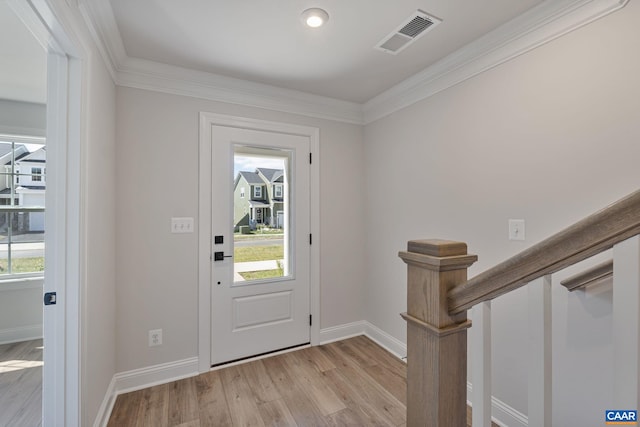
[198,112,320,373]
[7,0,84,424]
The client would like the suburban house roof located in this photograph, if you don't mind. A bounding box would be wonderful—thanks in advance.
[17,147,46,163]
[237,171,266,185]
[0,144,29,166]
[256,168,282,182]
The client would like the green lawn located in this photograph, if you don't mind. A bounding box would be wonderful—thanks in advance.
[234,245,283,263]
[239,269,283,280]
[0,257,45,274]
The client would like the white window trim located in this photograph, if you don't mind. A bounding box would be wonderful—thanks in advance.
[254,185,262,198]
[274,184,283,198]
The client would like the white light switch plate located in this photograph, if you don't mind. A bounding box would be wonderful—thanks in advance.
[509,219,525,241]
[171,217,194,233]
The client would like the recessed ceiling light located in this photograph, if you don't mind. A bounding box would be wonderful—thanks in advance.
[301,8,329,28]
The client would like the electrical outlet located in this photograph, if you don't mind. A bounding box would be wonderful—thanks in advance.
[171,217,194,233]
[148,329,163,347]
[508,219,525,241]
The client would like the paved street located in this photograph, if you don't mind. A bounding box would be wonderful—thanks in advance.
[234,238,283,247]
[0,242,44,259]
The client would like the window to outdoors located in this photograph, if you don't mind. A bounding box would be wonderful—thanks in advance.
[233,148,289,283]
[240,187,245,198]
[274,184,283,199]
[0,138,46,276]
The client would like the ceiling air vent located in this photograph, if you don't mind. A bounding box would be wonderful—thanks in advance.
[375,10,442,55]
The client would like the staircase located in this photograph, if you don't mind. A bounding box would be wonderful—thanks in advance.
[400,189,640,426]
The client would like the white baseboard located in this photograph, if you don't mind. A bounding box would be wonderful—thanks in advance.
[319,320,367,344]
[95,357,199,427]
[93,377,116,427]
[113,357,199,395]
[364,322,407,360]
[467,382,528,427]
[320,320,407,359]
[0,324,43,345]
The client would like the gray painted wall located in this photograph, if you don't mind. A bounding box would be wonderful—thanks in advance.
[364,2,640,425]
[115,86,366,372]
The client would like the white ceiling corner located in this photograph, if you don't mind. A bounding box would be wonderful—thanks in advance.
[80,0,629,126]
[78,0,127,80]
[363,0,630,123]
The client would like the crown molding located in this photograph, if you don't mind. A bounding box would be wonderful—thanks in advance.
[77,0,127,81]
[79,0,628,126]
[117,56,364,125]
[363,0,629,124]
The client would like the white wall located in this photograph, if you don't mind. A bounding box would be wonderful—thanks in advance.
[0,99,46,137]
[115,87,365,372]
[82,45,117,426]
[363,1,640,425]
[0,280,43,344]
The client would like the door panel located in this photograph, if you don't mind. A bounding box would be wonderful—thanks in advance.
[210,125,310,365]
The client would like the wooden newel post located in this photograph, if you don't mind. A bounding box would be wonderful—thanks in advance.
[399,239,478,427]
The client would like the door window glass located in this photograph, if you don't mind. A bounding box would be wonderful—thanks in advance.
[233,146,291,283]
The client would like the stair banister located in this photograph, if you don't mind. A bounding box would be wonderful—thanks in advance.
[449,189,640,313]
[398,239,477,427]
[400,189,640,426]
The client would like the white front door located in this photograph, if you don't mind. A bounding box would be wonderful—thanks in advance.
[210,125,310,365]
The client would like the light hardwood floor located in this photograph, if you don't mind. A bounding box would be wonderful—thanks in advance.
[0,339,43,427]
[108,336,493,426]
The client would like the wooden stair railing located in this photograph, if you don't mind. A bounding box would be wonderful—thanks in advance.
[399,189,640,427]
[560,259,613,291]
[448,189,640,314]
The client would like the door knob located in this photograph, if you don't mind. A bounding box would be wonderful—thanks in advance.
[214,251,233,261]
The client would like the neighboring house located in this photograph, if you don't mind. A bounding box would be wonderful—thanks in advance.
[0,142,35,234]
[233,168,285,230]
[0,143,28,206]
[15,146,46,232]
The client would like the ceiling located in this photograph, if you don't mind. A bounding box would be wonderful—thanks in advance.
[0,0,47,104]
[108,0,545,104]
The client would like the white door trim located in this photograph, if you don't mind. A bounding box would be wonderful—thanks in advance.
[198,113,320,373]
[7,0,84,424]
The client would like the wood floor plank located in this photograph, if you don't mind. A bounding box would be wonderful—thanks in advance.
[322,368,397,427]
[138,383,169,427]
[281,351,346,416]
[350,335,406,377]
[296,346,336,373]
[262,355,330,427]
[195,370,233,427]
[257,398,298,426]
[333,337,378,367]
[326,407,374,426]
[169,377,199,426]
[0,339,43,427]
[107,336,492,427]
[320,342,406,426]
[237,359,281,404]
[107,390,143,427]
[219,365,265,427]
